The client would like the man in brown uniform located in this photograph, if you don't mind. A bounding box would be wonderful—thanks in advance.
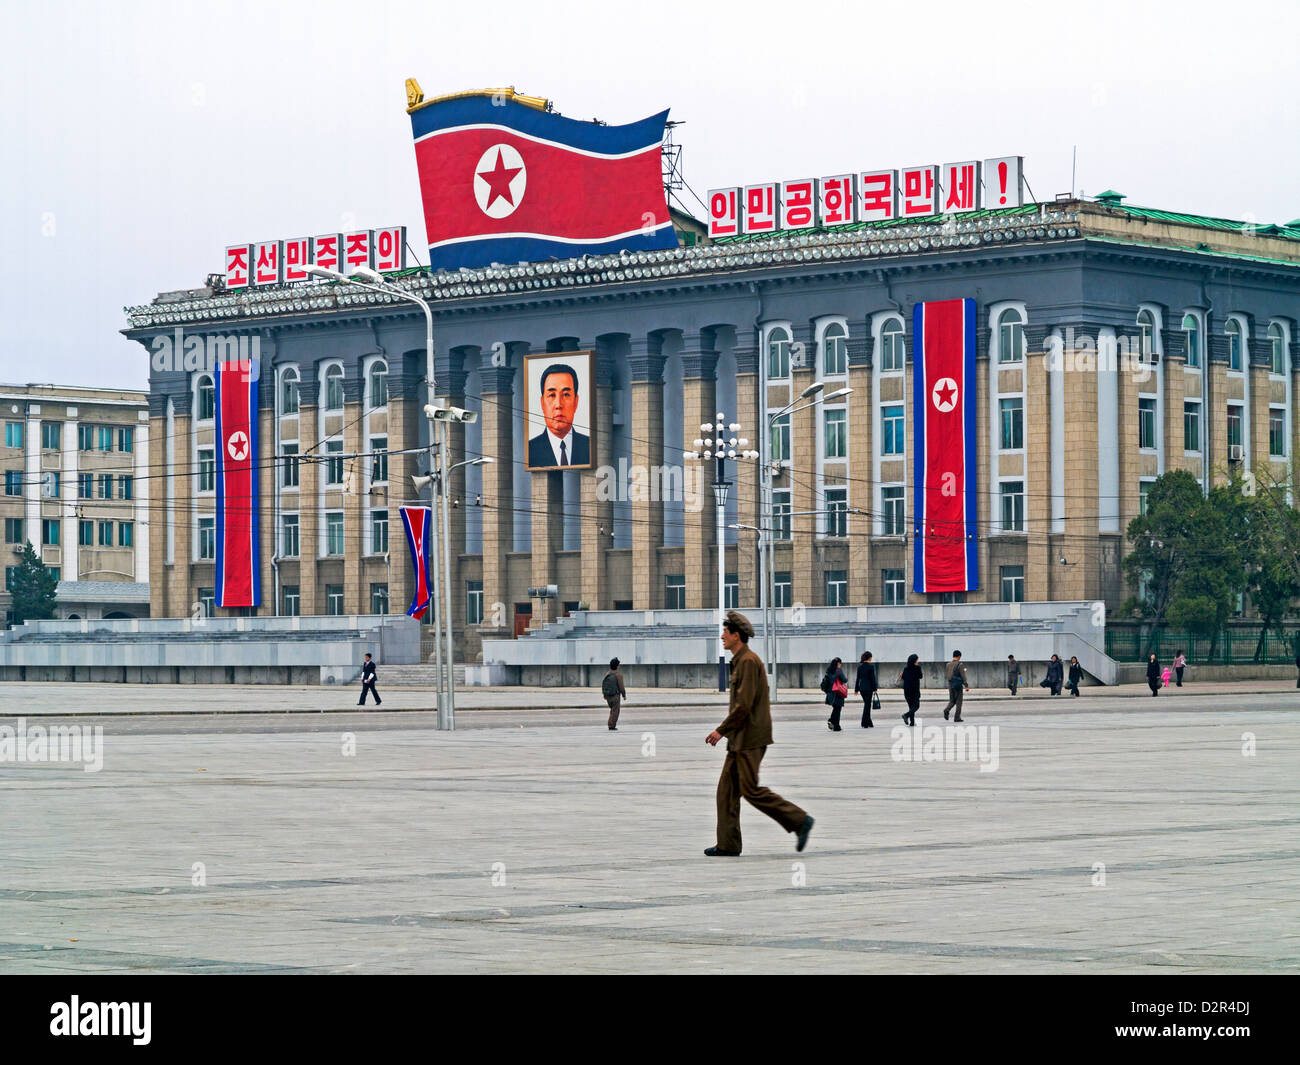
[705,611,814,857]
[942,649,970,722]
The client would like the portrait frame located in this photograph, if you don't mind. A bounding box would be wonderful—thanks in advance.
[523,350,596,471]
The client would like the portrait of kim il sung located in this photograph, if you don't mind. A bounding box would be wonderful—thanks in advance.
[525,351,595,471]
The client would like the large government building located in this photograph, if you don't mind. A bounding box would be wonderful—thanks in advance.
[124,194,1300,661]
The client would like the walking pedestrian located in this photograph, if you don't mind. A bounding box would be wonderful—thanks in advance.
[898,653,923,726]
[358,653,381,706]
[705,611,814,857]
[1042,654,1064,696]
[601,657,626,730]
[855,651,879,728]
[1066,656,1083,697]
[1007,654,1023,696]
[822,657,849,731]
[1173,650,1187,688]
[942,649,970,722]
[1146,652,1161,697]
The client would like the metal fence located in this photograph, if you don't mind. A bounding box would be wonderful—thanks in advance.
[1106,624,1300,665]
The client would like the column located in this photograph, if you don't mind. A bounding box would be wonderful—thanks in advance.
[790,324,817,604]
[530,470,564,626]
[436,354,469,645]
[680,336,717,609]
[846,335,872,604]
[580,346,615,610]
[1162,329,1189,475]
[733,342,760,607]
[1024,349,1053,603]
[477,351,516,636]
[297,397,320,617]
[628,337,667,610]
[342,368,366,615]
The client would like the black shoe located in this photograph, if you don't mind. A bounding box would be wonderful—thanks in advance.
[827,720,834,731]
[953,716,963,723]
[943,708,950,720]
[704,846,740,857]
[795,815,815,853]
[608,726,617,730]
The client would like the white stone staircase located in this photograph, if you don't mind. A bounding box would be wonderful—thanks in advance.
[377,663,468,687]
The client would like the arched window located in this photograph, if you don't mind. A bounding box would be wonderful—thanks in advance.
[1137,309,1156,360]
[1269,322,1285,376]
[879,318,904,372]
[196,375,215,421]
[998,308,1026,363]
[369,361,389,407]
[1226,319,1242,371]
[1182,313,1201,368]
[822,323,847,376]
[324,364,344,410]
[767,326,791,380]
[280,367,300,415]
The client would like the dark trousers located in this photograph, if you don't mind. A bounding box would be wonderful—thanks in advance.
[942,686,964,718]
[1175,666,1184,686]
[827,697,845,728]
[605,695,621,728]
[359,678,381,705]
[903,692,920,722]
[860,692,875,727]
[1009,678,1018,695]
[1148,679,1160,696]
[716,747,807,854]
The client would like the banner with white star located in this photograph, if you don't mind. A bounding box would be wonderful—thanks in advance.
[215,359,261,608]
[912,298,979,593]
[408,94,678,270]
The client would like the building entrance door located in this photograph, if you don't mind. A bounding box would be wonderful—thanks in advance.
[513,603,532,638]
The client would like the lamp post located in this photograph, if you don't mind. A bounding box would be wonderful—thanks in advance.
[686,414,758,691]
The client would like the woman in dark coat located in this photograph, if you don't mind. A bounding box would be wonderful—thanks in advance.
[824,657,848,731]
[1042,654,1064,696]
[855,651,878,728]
[1146,653,1161,697]
[898,653,923,727]
[1066,656,1083,697]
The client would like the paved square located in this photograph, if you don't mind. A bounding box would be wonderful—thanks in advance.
[2,687,1297,973]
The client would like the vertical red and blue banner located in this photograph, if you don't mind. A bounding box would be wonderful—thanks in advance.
[409,95,678,270]
[912,298,979,593]
[400,506,434,620]
[214,359,261,607]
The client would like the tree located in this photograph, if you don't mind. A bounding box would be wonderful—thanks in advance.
[1241,469,1300,660]
[7,542,57,626]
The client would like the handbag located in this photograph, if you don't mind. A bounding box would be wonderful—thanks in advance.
[871,692,881,710]
[832,677,849,699]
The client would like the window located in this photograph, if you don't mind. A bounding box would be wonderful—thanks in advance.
[1269,323,1285,375]
[999,481,1025,532]
[665,574,686,610]
[41,518,59,546]
[41,422,61,450]
[769,413,791,464]
[47,567,60,584]
[5,422,23,449]
[1139,480,1155,516]
[41,472,59,499]
[822,322,847,376]
[882,569,905,605]
[325,584,344,616]
[824,487,848,538]
[725,572,738,610]
[3,470,19,496]
[825,569,848,606]
[281,514,299,557]
[97,474,112,499]
[198,518,215,558]
[97,520,113,547]
[881,485,905,535]
[369,363,388,407]
[467,580,484,624]
[773,571,792,608]
[324,365,344,410]
[1270,409,1286,457]
[4,567,17,592]
[937,591,966,604]
[3,518,22,543]
[771,488,792,541]
[325,440,343,485]
[198,588,215,618]
[1137,309,1155,359]
[118,475,134,501]
[118,427,134,453]
[767,326,791,379]
[1184,401,1201,452]
[881,404,905,456]
[998,308,1026,363]
[97,426,113,452]
[824,409,847,459]
[1000,565,1025,603]
[326,511,344,555]
[78,472,91,499]
[78,520,93,546]
[999,397,1024,450]
[282,585,300,617]
[370,583,389,614]
[370,437,388,484]
[118,521,133,548]
[1138,397,1156,450]
[1182,313,1200,368]
[281,370,300,414]
[198,448,215,492]
[281,442,299,488]
[1226,319,1242,371]
[370,510,388,554]
[197,376,215,420]
[1227,404,1243,449]
[880,319,905,371]
[78,424,95,451]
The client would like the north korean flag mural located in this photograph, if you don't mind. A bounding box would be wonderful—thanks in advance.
[400,506,434,620]
[409,95,678,270]
[912,299,979,593]
[214,359,261,608]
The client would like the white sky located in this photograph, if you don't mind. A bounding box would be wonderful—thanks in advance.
[1,0,1296,391]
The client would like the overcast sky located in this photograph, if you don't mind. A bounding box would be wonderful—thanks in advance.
[2,0,1296,391]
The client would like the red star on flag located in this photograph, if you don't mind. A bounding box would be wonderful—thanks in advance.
[477,148,522,209]
[935,381,957,408]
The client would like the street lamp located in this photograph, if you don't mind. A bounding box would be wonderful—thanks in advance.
[686,413,759,690]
